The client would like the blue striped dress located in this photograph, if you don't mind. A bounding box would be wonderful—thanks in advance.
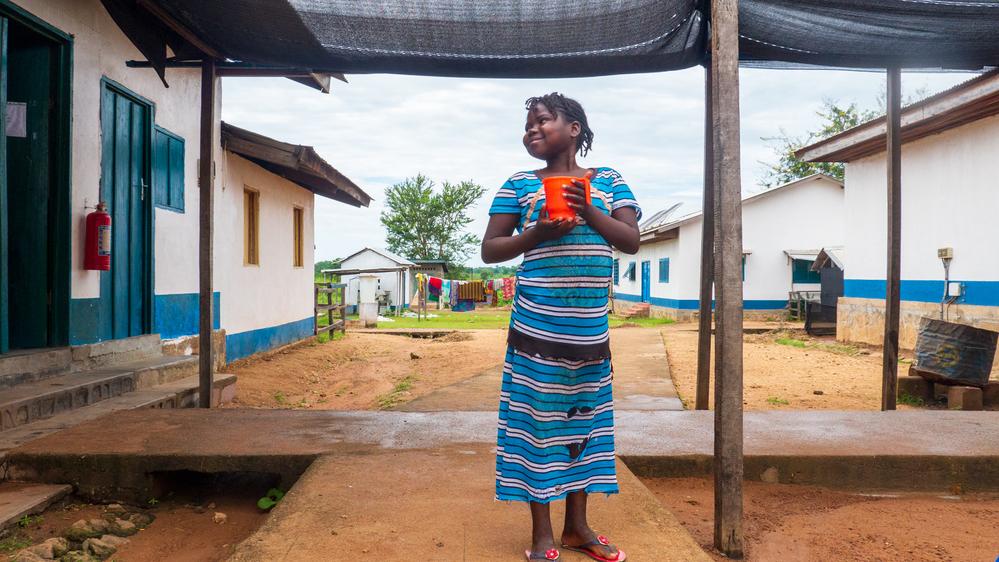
[491,167,641,503]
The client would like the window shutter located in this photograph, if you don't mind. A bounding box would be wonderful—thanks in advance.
[152,126,185,212]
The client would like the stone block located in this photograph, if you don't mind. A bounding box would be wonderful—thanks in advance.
[947,386,983,411]
[933,383,951,401]
[897,376,933,403]
[982,381,999,407]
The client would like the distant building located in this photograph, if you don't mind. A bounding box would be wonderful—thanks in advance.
[612,174,845,320]
[798,70,999,348]
[336,248,414,312]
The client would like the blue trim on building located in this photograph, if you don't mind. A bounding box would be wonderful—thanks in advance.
[226,316,314,362]
[844,279,999,307]
[154,292,220,339]
[70,292,220,345]
[614,292,787,311]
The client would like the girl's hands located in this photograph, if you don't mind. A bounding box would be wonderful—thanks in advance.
[532,207,576,241]
[564,169,595,221]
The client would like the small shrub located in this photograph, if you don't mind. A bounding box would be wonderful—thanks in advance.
[273,391,287,405]
[898,392,925,407]
[766,396,790,406]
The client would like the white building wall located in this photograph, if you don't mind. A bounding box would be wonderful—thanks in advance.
[614,175,844,318]
[13,0,208,300]
[838,113,999,350]
[339,250,410,309]
[216,154,315,339]
[844,114,999,283]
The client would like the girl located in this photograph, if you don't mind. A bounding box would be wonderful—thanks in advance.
[482,93,640,562]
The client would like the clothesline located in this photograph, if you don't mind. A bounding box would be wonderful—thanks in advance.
[417,276,516,310]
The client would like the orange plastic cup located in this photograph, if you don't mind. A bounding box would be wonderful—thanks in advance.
[542,176,591,221]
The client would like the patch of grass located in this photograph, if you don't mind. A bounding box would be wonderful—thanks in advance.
[775,337,807,348]
[766,396,790,406]
[608,315,676,328]
[273,391,287,405]
[17,515,42,528]
[0,534,32,553]
[898,392,925,407]
[376,309,511,330]
[376,375,418,409]
[817,342,862,356]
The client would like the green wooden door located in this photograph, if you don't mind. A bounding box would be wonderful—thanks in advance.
[100,83,151,339]
[5,16,54,349]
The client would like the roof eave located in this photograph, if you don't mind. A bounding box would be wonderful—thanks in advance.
[797,70,999,163]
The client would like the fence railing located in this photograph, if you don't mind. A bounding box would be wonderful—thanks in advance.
[315,282,346,336]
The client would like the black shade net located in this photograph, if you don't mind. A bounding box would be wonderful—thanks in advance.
[110,0,999,79]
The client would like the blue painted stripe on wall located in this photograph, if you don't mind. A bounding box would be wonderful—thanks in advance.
[226,317,314,362]
[845,279,999,307]
[613,292,787,311]
[154,292,221,339]
[71,292,221,345]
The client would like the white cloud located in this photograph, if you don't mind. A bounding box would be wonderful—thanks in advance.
[221,69,977,267]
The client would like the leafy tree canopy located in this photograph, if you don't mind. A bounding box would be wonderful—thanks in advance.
[761,88,929,188]
[380,174,486,265]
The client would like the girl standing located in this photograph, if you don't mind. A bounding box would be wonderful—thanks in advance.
[482,93,640,562]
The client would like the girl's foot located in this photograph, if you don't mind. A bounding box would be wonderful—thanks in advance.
[560,528,623,561]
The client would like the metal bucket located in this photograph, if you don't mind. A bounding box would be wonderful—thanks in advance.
[912,317,998,387]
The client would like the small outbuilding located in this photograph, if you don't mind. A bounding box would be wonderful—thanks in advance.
[337,248,414,313]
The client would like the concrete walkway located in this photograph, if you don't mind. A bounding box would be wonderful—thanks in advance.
[228,444,709,561]
[398,327,684,412]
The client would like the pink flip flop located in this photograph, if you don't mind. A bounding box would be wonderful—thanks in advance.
[561,535,627,562]
[524,548,560,561]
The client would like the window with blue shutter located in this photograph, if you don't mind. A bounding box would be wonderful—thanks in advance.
[791,258,820,283]
[613,259,620,285]
[153,126,185,212]
[658,258,670,283]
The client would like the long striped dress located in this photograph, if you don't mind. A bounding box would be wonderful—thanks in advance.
[491,167,641,503]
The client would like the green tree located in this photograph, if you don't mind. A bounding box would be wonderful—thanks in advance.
[380,174,486,265]
[760,100,874,187]
[314,259,340,277]
[761,87,931,188]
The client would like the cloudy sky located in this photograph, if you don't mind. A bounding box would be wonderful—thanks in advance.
[221,68,976,267]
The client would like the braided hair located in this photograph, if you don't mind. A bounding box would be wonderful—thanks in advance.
[525,93,594,157]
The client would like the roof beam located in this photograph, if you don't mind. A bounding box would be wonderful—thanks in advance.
[136,0,224,60]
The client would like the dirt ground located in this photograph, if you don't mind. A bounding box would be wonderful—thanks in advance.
[644,477,999,562]
[225,330,507,410]
[661,324,925,410]
[9,495,265,562]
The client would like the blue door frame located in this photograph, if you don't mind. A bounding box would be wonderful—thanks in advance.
[640,260,651,303]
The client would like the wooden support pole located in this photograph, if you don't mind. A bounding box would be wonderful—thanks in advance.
[696,63,715,411]
[711,0,745,557]
[882,66,902,411]
[198,59,217,408]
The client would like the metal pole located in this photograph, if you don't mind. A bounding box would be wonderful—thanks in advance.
[696,62,715,411]
[711,0,745,556]
[882,66,902,411]
[198,59,217,408]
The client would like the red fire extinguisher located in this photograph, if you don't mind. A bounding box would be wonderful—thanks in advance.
[84,202,111,271]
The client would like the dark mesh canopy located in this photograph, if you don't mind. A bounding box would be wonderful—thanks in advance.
[106,0,999,80]
[147,0,706,77]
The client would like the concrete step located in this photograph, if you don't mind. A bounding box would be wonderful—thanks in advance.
[0,483,72,528]
[0,355,198,432]
[0,348,72,390]
[70,334,162,372]
[0,373,236,455]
